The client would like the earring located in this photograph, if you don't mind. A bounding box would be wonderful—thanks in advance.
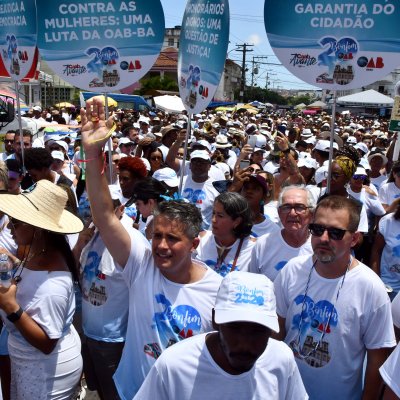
[260,200,265,206]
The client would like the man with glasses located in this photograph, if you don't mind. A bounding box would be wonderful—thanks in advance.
[274,195,395,400]
[249,185,314,281]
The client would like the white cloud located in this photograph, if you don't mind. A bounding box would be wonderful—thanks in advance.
[248,34,262,46]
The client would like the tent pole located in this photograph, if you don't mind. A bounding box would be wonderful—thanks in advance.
[326,90,337,195]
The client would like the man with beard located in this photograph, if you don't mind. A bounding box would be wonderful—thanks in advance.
[274,196,395,400]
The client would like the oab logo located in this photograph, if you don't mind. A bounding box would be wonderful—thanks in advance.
[199,85,209,98]
[357,56,384,70]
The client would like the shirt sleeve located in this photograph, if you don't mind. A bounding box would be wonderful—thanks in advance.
[361,295,396,350]
[248,242,260,274]
[285,357,309,400]
[274,269,289,319]
[133,363,169,400]
[378,184,389,205]
[391,291,400,328]
[379,343,400,398]
[121,228,153,287]
[29,294,70,339]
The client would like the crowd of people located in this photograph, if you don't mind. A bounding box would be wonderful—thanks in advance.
[0,96,398,398]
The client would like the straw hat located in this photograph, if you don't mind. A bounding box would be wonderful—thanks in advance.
[0,180,83,234]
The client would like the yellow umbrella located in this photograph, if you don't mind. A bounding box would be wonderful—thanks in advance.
[54,102,74,108]
[215,106,235,112]
[87,95,117,108]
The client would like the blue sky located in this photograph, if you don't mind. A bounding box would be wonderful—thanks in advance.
[160,0,317,90]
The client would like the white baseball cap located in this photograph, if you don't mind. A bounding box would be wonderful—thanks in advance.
[315,165,329,185]
[214,271,279,332]
[190,150,211,161]
[298,157,318,170]
[314,140,338,152]
[347,136,357,144]
[51,150,64,162]
[118,137,134,146]
[354,142,369,155]
[152,167,179,187]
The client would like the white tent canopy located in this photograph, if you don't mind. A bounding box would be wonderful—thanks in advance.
[154,95,185,113]
[337,89,394,106]
[308,100,327,108]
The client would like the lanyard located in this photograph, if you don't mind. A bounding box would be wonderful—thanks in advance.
[215,237,245,273]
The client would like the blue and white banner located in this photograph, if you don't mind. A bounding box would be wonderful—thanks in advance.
[178,0,229,114]
[264,1,400,90]
[36,1,165,92]
[0,0,37,81]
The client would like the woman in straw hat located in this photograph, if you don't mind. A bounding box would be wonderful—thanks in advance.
[0,179,84,399]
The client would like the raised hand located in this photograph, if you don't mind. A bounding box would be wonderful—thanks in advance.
[80,97,115,157]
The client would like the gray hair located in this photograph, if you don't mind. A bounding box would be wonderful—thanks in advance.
[278,185,316,210]
[153,200,202,239]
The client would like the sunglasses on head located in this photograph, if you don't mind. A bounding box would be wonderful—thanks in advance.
[308,223,350,240]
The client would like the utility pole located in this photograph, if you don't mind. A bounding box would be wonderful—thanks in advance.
[235,43,253,102]
[251,56,269,88]
[265,71,276,90]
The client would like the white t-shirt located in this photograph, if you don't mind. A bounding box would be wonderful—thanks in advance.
[113,229,222,400]
[251,216,279,238]
[194,230,256,277]
[274,254,396,400]
[391,291,400,328]
[377,213,400,293]
[348,187,385,217]
[264,201,280,224]
[179,160,226,181]
[249,230,313,281]
[379,181,400,207]
[181,176,220,230]
[380,342,400,397]
[80,215,133,342]
[370,174,387,192]
[134,333,308,400]
[0,215,17,255]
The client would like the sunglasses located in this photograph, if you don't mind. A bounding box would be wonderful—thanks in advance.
[352,175,367,180]
[308,223,350,240]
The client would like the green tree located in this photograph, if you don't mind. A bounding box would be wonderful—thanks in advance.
[137,75,178,95]
[287,93,314,106]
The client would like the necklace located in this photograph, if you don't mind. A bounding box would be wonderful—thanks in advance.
[292,257,351,360]
[13,247,46,283]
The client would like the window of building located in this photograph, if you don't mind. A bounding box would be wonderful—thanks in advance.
[168,38,174,47]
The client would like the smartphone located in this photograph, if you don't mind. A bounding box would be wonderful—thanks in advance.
[239,160,250,170]
[248,135,257,150]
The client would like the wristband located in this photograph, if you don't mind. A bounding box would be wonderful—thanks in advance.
[7,306,23,323]
[281,148,291,154]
